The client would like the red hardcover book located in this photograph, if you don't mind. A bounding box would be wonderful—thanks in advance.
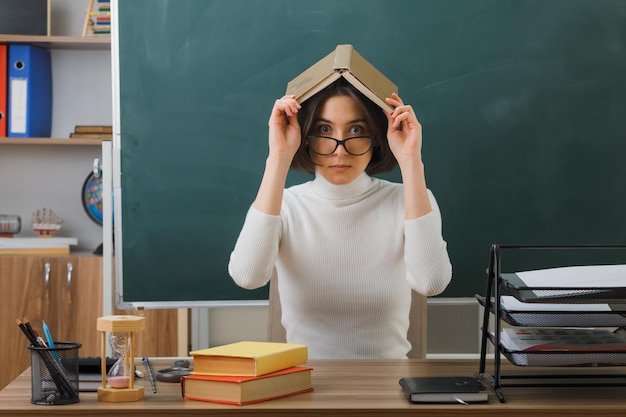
[181,366,313,405]
[0,44,7,137]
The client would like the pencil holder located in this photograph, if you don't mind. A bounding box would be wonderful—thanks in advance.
[28,341,82,405]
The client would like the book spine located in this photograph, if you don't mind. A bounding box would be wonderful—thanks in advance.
[332,44,354,70]
[182,387,314,405]
[70,133,113,139]
[75,125,113,133]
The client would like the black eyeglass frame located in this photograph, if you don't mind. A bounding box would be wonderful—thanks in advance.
[305,135,374,156]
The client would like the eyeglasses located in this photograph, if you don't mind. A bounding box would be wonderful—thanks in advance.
[306,135,374,156]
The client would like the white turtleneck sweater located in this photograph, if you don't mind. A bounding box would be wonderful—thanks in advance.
[228,172,452,359]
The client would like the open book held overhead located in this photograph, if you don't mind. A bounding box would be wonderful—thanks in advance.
[286,44,398,113]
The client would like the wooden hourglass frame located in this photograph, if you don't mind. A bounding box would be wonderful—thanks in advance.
[97,315,145,402]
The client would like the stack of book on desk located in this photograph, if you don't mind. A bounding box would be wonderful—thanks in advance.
[182,341,312,405]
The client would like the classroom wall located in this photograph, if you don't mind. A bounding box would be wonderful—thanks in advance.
[0,0,109,252]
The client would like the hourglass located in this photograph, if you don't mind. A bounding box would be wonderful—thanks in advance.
[96,315,145,402]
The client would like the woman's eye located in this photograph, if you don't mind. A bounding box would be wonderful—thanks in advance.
[318,125,331,134]
[350,126,363,135]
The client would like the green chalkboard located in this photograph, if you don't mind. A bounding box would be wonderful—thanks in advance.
[116,0,626,305]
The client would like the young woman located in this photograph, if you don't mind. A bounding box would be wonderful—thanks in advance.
[229,78,452,359]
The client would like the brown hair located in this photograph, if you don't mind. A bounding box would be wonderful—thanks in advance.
[290,78,398,175]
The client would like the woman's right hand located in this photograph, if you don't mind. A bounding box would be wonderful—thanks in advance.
[267,95,302,163]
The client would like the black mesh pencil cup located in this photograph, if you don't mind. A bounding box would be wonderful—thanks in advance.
[28,341,81,405]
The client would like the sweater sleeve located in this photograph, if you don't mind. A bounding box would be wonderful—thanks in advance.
[404,190,453,296]
[228,206,282,290]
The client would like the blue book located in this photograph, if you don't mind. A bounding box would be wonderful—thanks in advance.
[7,44,52,137]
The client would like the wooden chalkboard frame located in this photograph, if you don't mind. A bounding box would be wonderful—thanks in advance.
[113,0,626,308]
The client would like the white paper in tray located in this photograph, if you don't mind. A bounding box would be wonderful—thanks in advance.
[516,265,626,299]
[517,265,626,288]
[501,296,612,312]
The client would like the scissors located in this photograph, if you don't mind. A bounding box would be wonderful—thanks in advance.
[156,359,193,383]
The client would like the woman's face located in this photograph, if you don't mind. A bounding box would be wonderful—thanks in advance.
[309,95,374,185]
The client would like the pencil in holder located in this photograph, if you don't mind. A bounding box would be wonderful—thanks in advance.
[28,341,82,405]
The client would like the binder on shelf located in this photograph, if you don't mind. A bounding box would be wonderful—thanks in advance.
[0,44,7,137]
[7,44,52,138]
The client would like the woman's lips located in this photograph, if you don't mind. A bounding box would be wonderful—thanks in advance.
[330,164,349,172]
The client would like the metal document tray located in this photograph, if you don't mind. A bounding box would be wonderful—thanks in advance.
[501,273,626,304]
[476,295,626,327]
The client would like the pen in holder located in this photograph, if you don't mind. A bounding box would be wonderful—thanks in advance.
[28,341,81,405]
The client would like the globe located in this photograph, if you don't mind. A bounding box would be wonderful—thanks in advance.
[81,171,112,225]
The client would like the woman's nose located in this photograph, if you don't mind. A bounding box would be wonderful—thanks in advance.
[333,135,349,155]
[334,143,349,156]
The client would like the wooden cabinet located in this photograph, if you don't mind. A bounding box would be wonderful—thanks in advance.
[0,253,182,390]
[0,254,97,389]
[56,255,104,355]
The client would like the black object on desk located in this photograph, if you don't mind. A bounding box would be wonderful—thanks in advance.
[156,359,192,383]
[399,376,488,404]
[77,356,116,374]
[77,357,116,393]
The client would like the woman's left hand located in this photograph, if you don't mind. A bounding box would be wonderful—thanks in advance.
[385,93,423,167]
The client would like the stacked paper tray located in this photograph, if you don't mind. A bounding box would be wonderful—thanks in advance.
[502,265,626,303]
[488,332,626,367]
[501,348,626,367]
[476,295,626,327]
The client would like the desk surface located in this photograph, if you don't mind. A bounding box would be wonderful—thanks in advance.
[1,359,626,417]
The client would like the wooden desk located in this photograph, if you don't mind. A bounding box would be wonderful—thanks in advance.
[1,359,625,416]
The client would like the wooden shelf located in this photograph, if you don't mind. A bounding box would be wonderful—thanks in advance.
[0,35,112,146]
[0,34,110,50]
[0,137,108,146]
[0,251,99,257]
